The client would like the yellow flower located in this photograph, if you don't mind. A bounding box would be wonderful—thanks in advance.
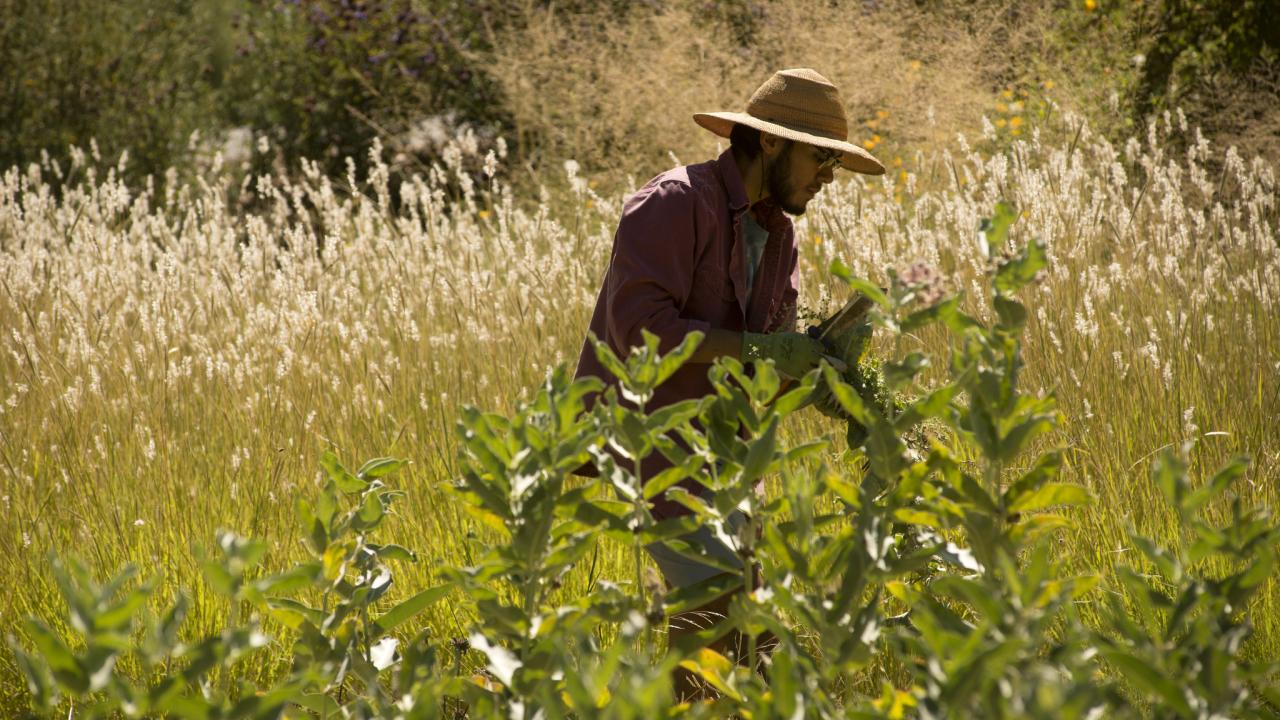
[478,209,491,219]
[908,59,922,71]
[995,118,1007,128]
[876,109,891,120]
[1010,116,1024,128]
[812,233,823,246]
[1011,128,1022,136]
[865,118,880,129]
[872,134,882,143]
[1084,0,1096,9]
[893,156,903,167]
[1043,79,1055,90]
[898,170,909,182]
[863,138,877,150]
[995,102,1008,113]
[1001,89,1014,100]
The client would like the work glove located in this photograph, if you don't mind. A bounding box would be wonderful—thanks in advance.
[809,381,852,420]
[741,331,829,380]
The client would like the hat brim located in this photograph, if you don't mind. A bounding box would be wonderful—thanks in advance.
[693,111,885,176]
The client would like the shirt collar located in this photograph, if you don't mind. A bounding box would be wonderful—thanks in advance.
[717,148,750,214]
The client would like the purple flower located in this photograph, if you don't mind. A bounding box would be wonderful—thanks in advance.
[898,260,945,305]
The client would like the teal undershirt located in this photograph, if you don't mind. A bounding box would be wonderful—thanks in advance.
[742,211,769,300]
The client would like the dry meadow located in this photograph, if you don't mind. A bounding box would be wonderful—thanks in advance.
[1,0,1278,706]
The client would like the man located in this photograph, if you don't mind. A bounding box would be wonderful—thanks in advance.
[573,68,884,694]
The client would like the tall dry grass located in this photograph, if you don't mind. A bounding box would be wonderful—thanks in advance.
[483,0,1153,187]
[1,104,1277,703]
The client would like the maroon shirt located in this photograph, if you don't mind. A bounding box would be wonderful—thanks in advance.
[574,149,799,517]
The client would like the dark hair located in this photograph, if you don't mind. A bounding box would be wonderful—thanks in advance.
[729,122,790,161]
[729,123,763,159]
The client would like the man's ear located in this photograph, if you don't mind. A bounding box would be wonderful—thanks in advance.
[760,132,787,160]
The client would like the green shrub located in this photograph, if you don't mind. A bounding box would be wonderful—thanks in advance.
[0,0,224,184]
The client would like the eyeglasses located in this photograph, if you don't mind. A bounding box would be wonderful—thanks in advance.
[813,146,842,172]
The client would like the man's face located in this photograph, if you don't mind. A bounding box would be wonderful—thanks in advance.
[765,141,838,216]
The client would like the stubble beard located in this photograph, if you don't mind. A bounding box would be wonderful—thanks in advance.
[766,146,809,216]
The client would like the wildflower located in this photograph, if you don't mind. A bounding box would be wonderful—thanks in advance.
[996,102,1008,113]
[1010,116,1024,128]
[134,519,145,527]
[898,260,945,305]
[876,109,890,120]
[995,118,1007,129]
[908,59,922,71]
[812,233,823,246]
[1084,0,1096,9]
[1001,89,1014,100]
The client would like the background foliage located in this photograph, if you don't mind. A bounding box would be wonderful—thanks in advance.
[2,0,1277,191]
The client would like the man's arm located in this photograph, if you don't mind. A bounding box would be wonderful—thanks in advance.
[689,328,743,364]
[605,182,711,354]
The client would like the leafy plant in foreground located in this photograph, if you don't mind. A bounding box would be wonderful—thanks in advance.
[9,202,1278,718]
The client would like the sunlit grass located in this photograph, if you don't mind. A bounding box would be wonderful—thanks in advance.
[1,107,1276,705]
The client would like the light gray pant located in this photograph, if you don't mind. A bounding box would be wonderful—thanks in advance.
[644,510,748,588]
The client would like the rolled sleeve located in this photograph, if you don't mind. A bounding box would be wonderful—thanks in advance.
[605,182,712,353]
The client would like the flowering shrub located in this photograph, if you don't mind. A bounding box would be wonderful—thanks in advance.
[10,207,1278,716]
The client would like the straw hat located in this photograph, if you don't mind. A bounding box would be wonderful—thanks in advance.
[694,68,885,175]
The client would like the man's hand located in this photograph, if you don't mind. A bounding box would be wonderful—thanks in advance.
[809,382,851,420]
[741,331,828,380]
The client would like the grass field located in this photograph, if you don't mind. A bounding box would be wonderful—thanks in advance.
[1,102,1277,709]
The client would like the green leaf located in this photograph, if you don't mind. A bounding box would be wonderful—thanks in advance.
[291,693,342,716]
[24,620,86,693]
[10,644,52,709]
[739,415,779,485]
[654,330,704,387]
[589,332,631,385]
[994,236,1047,296]
[95,584,152,632]
[357,491,385,527]
[370,544,418,563]
[321,451,367,494]
[901,296,967,333]
[356,457,407,480]
[893,507,943,528]
[1150,448,1188,510]
[1183,454,1249,514]
[665,572,743,616]
[831,259,891,307]
[1003,450,1063,508]
[643,464,689,500]
[251,563,321,597]
[1099,649,1193,716]
[296,499,328,554]
[374,584,452,632]
[882,352,928,389]
[267,598,324,629]
[993,294,1027,331]
[979,201,1017,254]
[1008,483,1091,513]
